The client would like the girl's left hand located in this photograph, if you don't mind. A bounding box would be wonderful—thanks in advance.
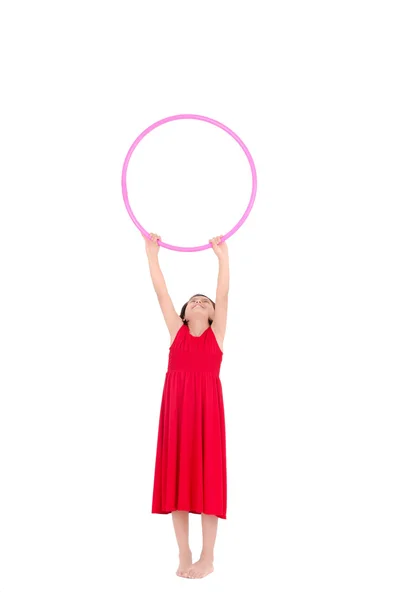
[209,235,228,259]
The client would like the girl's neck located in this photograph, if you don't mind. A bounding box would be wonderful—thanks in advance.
[188,322,210,336]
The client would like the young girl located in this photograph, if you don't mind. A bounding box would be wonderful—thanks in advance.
[143,231,229,579]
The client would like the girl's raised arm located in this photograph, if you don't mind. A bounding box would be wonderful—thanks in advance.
[143,233,182,337]
[209,235,229,344]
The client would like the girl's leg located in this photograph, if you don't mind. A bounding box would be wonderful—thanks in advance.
[187,513,217,578]
[172,510,193,577]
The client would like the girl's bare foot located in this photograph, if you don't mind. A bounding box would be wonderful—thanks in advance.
[187,555,214,578]
[176,549,193,578]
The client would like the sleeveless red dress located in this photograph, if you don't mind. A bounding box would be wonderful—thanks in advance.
[152,323,227,519]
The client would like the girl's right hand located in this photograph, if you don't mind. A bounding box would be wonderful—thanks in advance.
[142,232,161,258]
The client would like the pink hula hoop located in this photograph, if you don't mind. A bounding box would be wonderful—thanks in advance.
[121,114,257,252]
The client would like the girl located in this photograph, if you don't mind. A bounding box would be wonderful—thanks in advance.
[142,232,229,579]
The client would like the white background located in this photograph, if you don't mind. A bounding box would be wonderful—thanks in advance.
[1,1,396,598]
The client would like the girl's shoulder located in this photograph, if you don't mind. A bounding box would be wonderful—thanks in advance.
[169,322,185,349]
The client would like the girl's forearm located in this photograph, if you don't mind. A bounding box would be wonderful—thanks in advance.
[216,255,229,295]
[147,255,168,296]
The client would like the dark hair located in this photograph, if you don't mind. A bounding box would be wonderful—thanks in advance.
[179,294,216,326]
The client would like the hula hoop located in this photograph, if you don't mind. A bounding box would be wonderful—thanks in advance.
[121,114,257,252]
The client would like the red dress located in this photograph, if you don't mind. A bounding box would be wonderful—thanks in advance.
[152,323,227,519]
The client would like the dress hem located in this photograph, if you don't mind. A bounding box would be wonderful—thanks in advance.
[152,508,226,520]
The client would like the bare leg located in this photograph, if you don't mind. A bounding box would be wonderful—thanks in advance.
[172,510,193,577]
[187,513,217,578]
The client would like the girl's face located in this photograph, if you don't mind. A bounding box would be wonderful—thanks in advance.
[185,295,215,322]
